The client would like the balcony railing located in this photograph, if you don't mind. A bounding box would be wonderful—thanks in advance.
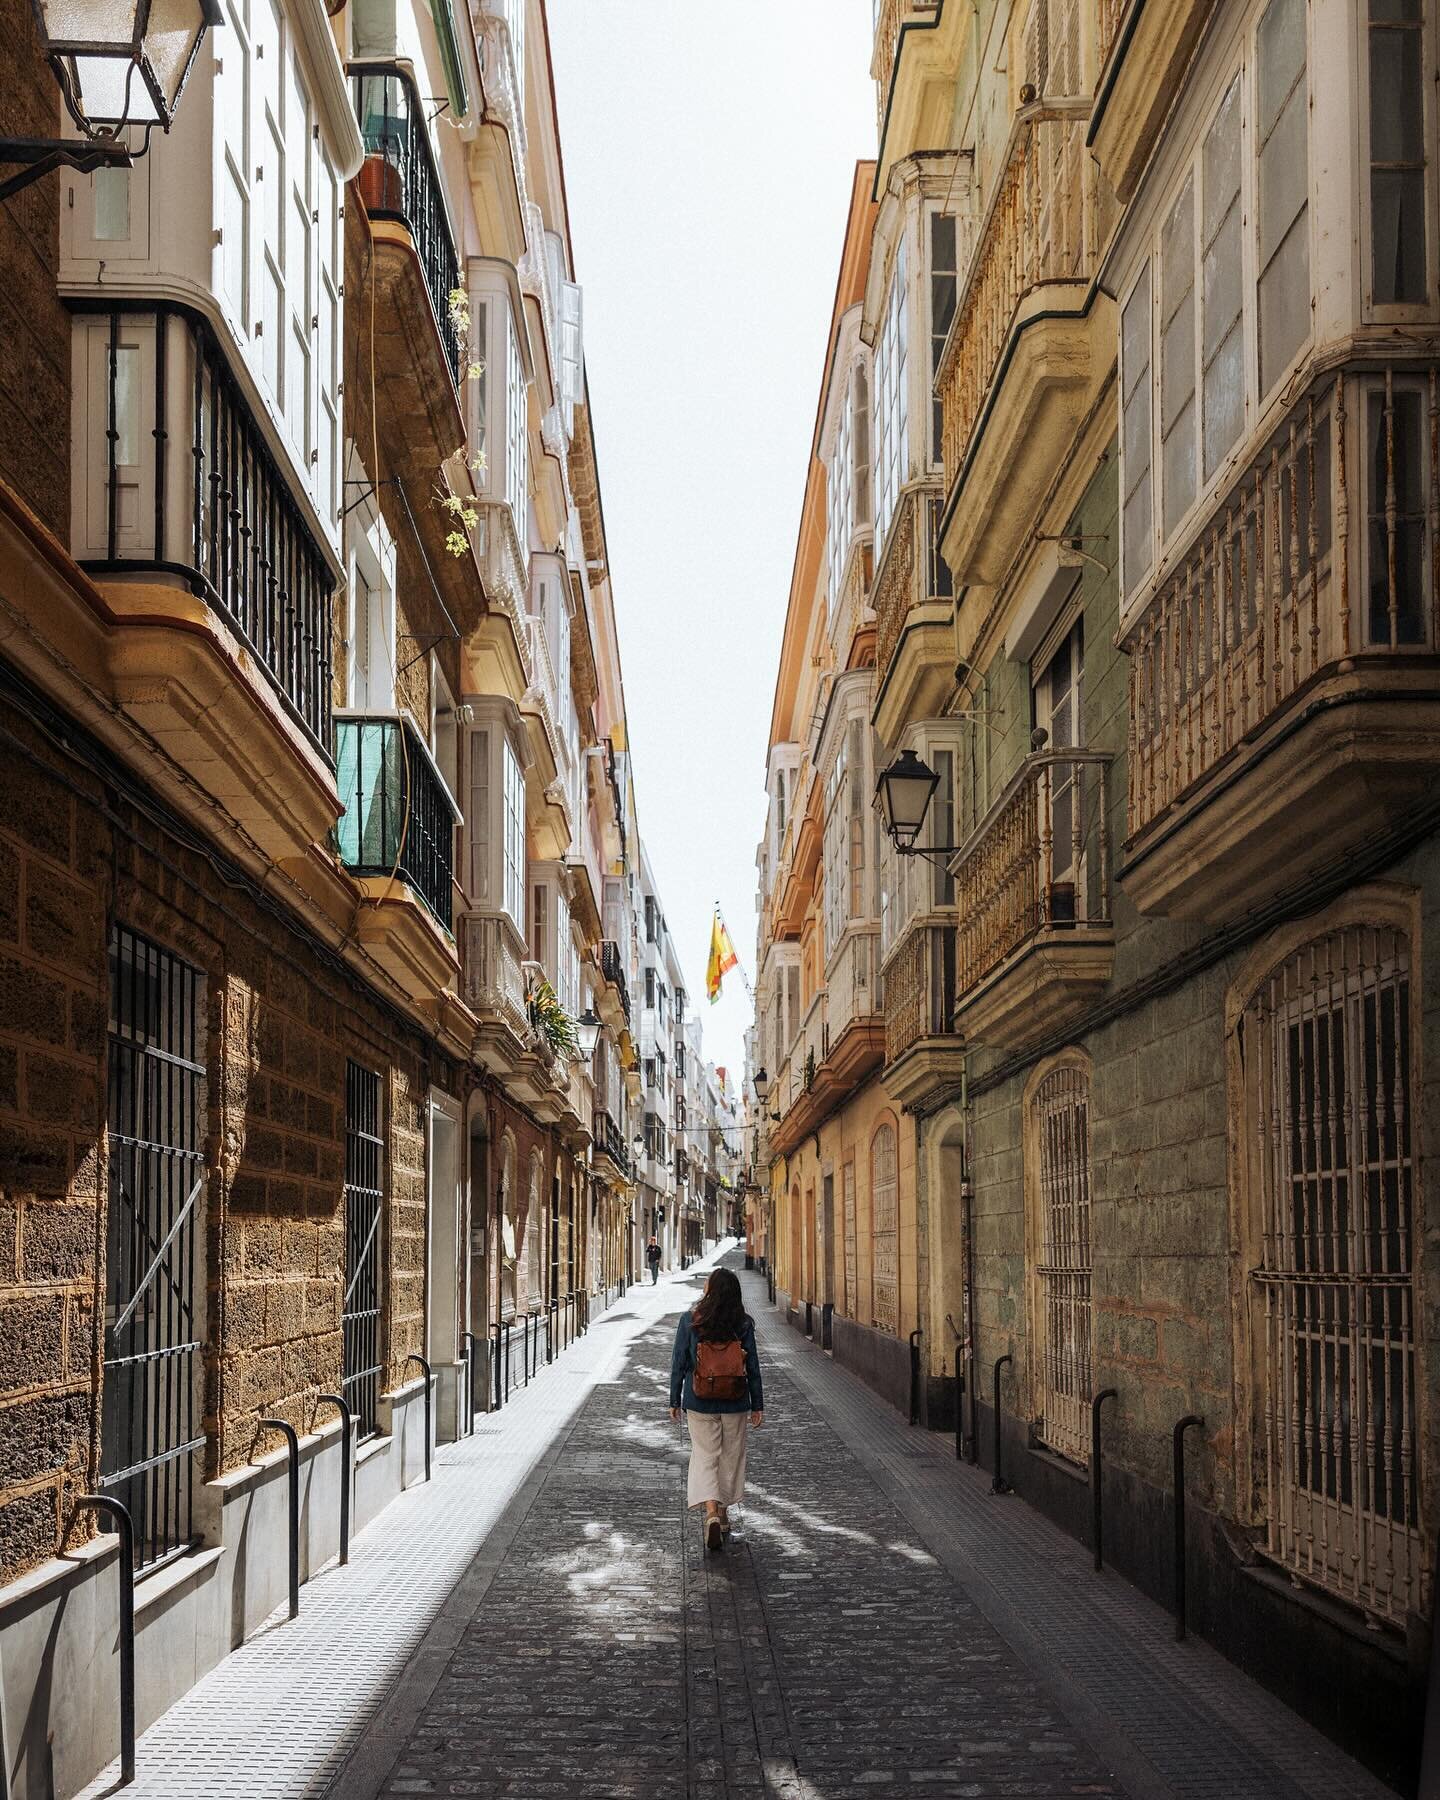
[352,66,464,393]
[335,714,458,930]
[462,911,530,1034]
[884,922,956,1065]
[599,939,631,1023]
[874,482,950,680]
[937,101,1108,496]
[593,1109,630,1176]
[74,302,335,753]
[1128,367,1440,841]
[954,750,1112,998]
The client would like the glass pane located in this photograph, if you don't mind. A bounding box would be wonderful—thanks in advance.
[1163,394,1197,533]
[1202,78,1242,245]
[1122,265,1151,402]
[1259,84,1308,266]
[1372,170,1428,304]
[1370,31,1425,160]
[1203,325,1244,479]
[1161,289,1196,435]
[1371,0,1421,26]
[1161,178,1194,325]
[1123,374,1151,488]
[1258,0,1306,140]
[1124,482,1153,594]
[1203,205,1242,361]
[1259,214,1310,392]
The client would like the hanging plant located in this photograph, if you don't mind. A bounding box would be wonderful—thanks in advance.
[528,978,579,1061]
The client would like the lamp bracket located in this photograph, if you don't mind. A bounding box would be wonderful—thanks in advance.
[0,136,132,202]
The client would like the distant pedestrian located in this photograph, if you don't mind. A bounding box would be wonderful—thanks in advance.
[646,1236,662,1283]
[669,1268,764,1551]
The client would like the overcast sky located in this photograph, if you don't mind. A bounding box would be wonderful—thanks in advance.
[548,0,876,1082]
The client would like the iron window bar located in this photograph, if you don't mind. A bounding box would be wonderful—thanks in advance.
[103,926,206,1576]
[334,713,460,931]
[69,299,336,758]
[351,64,466,394]
[343,1061,385,1440]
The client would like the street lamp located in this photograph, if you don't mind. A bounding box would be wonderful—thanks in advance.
[631,1132,646,1163]
[4,0,222,201]
[752,1067,771,1106]
[875,748,961,867]
[573,1008,601,1061]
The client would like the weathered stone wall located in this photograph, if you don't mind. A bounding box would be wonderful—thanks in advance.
[0,0,71,542]
[0,680,460,1584]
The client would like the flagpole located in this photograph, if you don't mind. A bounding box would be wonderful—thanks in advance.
[711,900,754,1004]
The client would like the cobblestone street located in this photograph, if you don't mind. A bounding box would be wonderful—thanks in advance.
[75,1250,1394,1800]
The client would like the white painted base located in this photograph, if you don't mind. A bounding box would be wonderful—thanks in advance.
[0,1379,431,1800]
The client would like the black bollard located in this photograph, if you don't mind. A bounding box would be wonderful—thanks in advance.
[1090,1388,1118,1571]
[991,1354,1013,1494]
[1173,1414,1205,1639]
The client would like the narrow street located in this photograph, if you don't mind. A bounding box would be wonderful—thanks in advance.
[77,1252,1389,1800]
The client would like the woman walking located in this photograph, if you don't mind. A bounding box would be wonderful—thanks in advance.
[669,1268,764,1551]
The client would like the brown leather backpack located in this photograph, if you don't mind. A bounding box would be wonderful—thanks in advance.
[692,1335,748,1401]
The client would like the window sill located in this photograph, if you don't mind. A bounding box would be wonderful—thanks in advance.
[1238,1557,1410,1662]
[134,1545,225,1619]
[1025,1439,1090,1486]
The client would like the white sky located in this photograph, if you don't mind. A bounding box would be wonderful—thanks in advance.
[548,0,877,1082]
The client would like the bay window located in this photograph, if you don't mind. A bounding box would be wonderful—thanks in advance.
[505,308,529,533]
[462,710,528,929]
[929,213,958,463]
[1120,0,1313,600]
[874,241,909,553]
[503,736,526,926]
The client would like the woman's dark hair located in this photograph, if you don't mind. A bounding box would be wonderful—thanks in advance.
[691,1268,749,1340]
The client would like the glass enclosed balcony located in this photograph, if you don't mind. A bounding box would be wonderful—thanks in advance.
[335,714,458,930]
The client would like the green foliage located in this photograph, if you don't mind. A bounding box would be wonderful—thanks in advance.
[528,978,579,1061]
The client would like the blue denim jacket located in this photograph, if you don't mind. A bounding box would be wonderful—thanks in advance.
[670,1313,763,1415]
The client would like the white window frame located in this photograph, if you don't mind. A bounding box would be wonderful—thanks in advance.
[873,238,909,556]
[1357,0,1438,320]
[503,736,526,930]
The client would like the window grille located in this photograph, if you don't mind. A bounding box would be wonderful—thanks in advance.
[1246,924,1422,1622]
[1033,1064,1093,1465]
[103,926,206,1575]
[343,1061,384,1438]
[871,1125,898,1333]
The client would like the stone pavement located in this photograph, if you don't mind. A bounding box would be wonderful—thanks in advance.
[79,1249,1397,1800]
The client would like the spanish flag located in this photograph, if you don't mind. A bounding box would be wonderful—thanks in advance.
[706,907,739,1004]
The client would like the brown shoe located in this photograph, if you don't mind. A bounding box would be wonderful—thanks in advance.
[705,1514,724,1553]
[719,1506,733,1538]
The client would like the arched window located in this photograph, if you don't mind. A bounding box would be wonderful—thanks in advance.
[499,1134,517,1320]
[1239,920,1420,1621]
[871,1123,898,1334]
[1028,1061,1093,1465]
[525,1152,544,1310]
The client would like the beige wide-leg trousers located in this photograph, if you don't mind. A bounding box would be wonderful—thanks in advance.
[685,1409,749,1509]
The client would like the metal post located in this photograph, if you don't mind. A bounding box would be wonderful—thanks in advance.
[314,1393,353,1566]
[77,1495,135,1787]
[256,1419,300,1619]
[955,1346,965,1461]
[991,1354,1013,1494]
[1173,1414,1204,1640]
[461,1332,480,1427]
[405,1354,433,1483]
[1420,1523,1440,1799]
[1090,1388,1118,1572]
[492,1320,504,1411]
[968,1351,980,1464]
[503,1320,511,1403]
[909,1329,922,1426]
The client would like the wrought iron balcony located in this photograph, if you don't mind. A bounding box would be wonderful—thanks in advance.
[593,1108,630,1177]
[952,750,1114,1045]
[352,65,464,394]
[884,921,956,1067]
[873,481,951,702]
[335,714,458,930]
[73,302,335,754]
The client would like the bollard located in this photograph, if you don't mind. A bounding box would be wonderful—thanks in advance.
[991,1354,1013,1494]
[77,1494,135,1786]
[967,1351,980,1463]
[460,1332,481,1427]
[492,1319,504,1410]
[503,1320,512,1402]
[954,1346,965,1460]
[314,1393,353,1565]
[405,1353,433,1482]
[1173,1414,1205,1639]
[908,1330,922,1426]
[256,1418,300,1619]
[1090,1388,1118,1571]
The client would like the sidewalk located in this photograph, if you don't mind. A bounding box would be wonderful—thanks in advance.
[77,1248,1397,1799]
[74,1249,732,1800]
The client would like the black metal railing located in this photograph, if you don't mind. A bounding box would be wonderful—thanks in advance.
[351,64,464,393]
[593,1108,630,1175]
[335,714,458,930]
[599,939,631,1023]
[73,302,336,754]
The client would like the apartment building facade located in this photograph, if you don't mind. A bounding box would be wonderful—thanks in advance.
[0,2,702,1792]
[809,0,1440,1781]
